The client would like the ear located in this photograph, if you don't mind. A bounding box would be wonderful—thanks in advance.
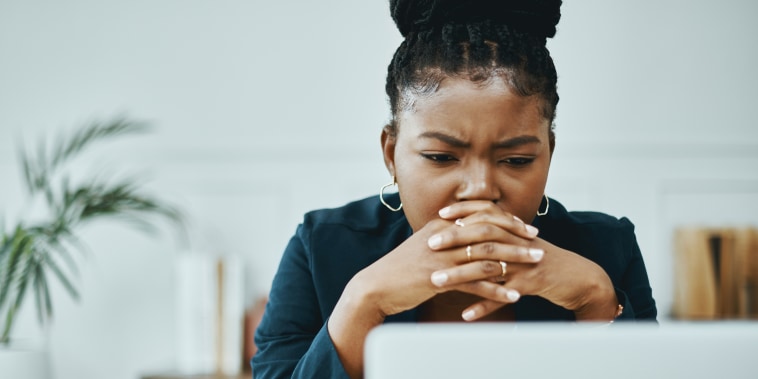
[381,124,397,176]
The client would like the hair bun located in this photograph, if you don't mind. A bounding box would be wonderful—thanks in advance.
[390,0,562,39]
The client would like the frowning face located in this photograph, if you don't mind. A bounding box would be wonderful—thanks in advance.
[382,76,553,231]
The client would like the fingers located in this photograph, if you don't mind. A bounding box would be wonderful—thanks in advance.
[427,221,536,251]
[439,201,539,240]
[430,257,536,287]
[441,276,520,322]
[448,280,520,317]
[428,205,538,252]
[461,299,509,321]
[451,242,544,265]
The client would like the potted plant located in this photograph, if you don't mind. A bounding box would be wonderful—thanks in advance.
[0,117,181,377]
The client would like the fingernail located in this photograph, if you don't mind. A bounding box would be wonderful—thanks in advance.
[428,234,442,249]
[462,309,476,321]
[506,289,520,302]
[528,248,544,261]
[525,224,539,237]
[431,272,448,286]
[438,206,451,217]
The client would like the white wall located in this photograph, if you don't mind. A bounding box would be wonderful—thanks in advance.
[1,1,756,378]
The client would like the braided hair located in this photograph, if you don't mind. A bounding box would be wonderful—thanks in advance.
[385,0,562,136]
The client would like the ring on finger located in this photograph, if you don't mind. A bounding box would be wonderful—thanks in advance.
[499,261,507,277]
[455,218,465,227]
[466,245,472,262]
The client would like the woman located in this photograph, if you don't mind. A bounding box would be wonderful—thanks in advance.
[252,0,657,378]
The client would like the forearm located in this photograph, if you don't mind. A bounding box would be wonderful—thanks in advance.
[327,280,386,379]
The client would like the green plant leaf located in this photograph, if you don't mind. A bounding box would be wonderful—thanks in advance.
[19,147,36,193]
[0,229,32,311]
[59,232,91,260]
[33,260,45,324]
[51,117,150,171]
[20,117,150,197]
[0,231,11,262]
[4,116,184,343]
[45,236,80,277]
[2,247,34,343]
[43,253,79,301]
[40,268,52,320]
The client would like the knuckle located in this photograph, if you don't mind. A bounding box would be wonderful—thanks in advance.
[480,242,496,257]
[458,281,477,292]
[513,237,531,248]
[479,223,498,236]
[480,260,498,275]
[477,302,492,313]
[429,218,448,229]
[483,202,501,213]
[481,300,501,313]
[479,212,498,224]
[487,284,501,298]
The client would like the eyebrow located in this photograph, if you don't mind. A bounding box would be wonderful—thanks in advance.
[492,135,541,149]
[419,131,470,148]
[418,131,541,149]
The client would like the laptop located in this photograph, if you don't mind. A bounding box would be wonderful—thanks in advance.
[364,322,758,379]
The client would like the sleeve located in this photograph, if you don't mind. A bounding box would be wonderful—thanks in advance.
[613,218,658,321]
[251,223,351,379]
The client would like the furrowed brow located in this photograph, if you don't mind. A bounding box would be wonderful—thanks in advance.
[418,131,470,148]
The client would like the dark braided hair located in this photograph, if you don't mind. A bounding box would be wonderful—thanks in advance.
[385,0,562,136]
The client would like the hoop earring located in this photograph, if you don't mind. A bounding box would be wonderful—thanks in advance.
[380,176,403,212]
[537,194,549,216]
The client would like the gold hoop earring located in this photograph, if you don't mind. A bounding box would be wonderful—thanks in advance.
[537,195,549,216]
[380,176,403,212]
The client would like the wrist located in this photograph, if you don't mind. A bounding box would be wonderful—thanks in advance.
[573,273,619,321]
[328,278,387,379]
[331,276,387,329]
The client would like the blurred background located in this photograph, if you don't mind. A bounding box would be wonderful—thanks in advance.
[1,0,756,378]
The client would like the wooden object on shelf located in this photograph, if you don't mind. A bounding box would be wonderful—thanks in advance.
[673,228,717,319]
[242,296,268,369]
[673,227,758,319]
[737,228,758,318]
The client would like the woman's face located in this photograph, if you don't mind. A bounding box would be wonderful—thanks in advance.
[382,76,553,232]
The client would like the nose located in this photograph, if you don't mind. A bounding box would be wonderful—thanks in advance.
[455,161,501,203]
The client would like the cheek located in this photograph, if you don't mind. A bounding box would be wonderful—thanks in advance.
[507,162,550,222]
[396,173,442,232]
[394,154,451,232]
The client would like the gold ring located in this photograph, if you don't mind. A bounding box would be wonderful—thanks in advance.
[499,261,507,277]
[455,218,465,227]
[466,245,472,262]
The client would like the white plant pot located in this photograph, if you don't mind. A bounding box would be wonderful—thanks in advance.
[0,341,52,379]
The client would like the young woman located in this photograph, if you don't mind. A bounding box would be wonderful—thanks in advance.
[252,1,657,378]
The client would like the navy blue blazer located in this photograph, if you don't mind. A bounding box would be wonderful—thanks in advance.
[252,194,657,378]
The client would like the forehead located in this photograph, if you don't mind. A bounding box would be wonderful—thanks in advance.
[397,77,549,138]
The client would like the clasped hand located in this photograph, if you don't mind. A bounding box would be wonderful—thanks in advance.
[350,200,617,321]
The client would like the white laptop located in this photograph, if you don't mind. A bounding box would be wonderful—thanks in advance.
[364,322,758,379]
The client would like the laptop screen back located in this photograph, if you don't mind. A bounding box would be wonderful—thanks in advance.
[364,322,758,379]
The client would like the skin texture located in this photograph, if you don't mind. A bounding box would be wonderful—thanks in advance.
[327,77,618,379]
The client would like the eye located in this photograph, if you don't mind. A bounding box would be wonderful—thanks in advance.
[501,157,535,166]
[421,153,458,163]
